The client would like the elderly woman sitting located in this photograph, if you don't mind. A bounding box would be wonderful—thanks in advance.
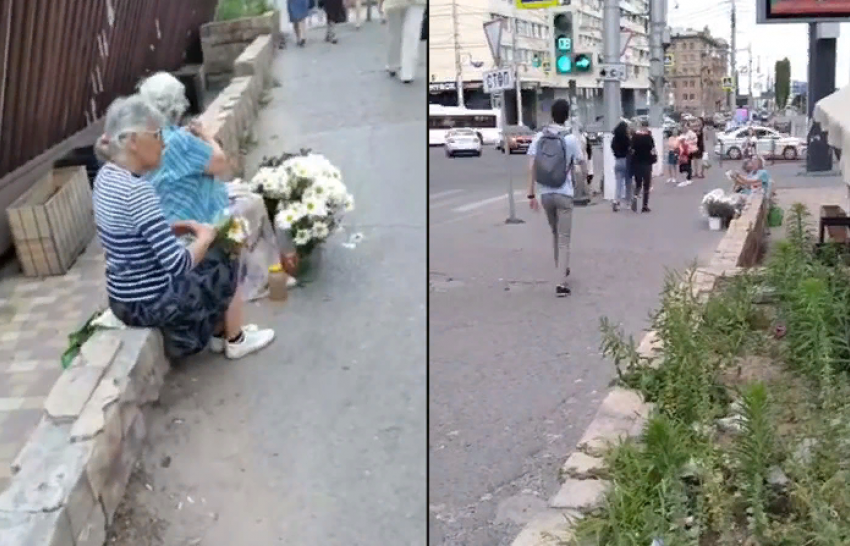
[93,95,275,360]
[137,72,291,300]
[729,157,771,196]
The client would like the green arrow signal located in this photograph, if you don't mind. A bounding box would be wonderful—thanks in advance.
[575,56,590,70]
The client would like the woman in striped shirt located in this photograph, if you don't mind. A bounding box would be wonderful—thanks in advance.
[92,95,275,360]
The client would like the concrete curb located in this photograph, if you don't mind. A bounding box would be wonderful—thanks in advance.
[0,30,278,546]
[508,193,769,545]
[0,329,167,546]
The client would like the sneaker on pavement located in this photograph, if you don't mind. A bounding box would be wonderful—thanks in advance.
[677,180,692,187]
[555,284,571,297]
[209,324,259,354]
[226,327,275,359]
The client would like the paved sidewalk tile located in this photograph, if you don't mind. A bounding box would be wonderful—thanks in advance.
[0,238,106,493]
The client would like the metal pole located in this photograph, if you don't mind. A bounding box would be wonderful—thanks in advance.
[452,0,465,108]
[648,0,665,127]
[513,18,524,126]
[503,90,523,224]
[729,0,736,111]
[747,43,753,113]
[602,0,621,132]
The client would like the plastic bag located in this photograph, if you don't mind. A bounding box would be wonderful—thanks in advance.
[227,183,281,302]
[768,205,784,228]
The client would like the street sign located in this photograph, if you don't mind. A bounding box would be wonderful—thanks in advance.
[542,60,551,74]
[599,63,626,81]
[574,53,592,72]
[483,20,503,65]
[721,76,733,91]
[483,68,515,93]
[664,54,674,69]
[515,0,559,8]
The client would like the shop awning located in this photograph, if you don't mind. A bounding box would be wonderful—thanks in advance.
[813,84,850,175]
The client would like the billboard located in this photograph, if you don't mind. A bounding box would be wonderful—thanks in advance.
[758,0,850,23]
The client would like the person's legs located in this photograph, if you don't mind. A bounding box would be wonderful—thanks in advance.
[293,20,304,44]
[386,8,403,74]
[399,5,424,82]
[636,165,652,211]
[326,19,337,42]
[351,0,361,27]
[613,158,626,210]
[541,193,573,294]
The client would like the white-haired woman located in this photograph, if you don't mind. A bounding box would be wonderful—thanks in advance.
[384,0,425,83]
[138,72,291,300]
[93,95,275,360]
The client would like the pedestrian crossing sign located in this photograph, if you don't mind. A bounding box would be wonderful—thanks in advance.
[722,76,733,91]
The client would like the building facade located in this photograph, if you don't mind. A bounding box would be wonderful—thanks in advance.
[428,0,651,128]
[667,28,729,115]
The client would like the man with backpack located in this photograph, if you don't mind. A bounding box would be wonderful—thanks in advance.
[526,99,584,297]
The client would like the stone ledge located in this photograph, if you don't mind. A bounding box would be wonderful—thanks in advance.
[234,35,274,87]
[0,328,168,546]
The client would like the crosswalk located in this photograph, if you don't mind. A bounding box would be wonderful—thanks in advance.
[429,189,525,227]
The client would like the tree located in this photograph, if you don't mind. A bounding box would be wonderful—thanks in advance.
[774,58,791,110]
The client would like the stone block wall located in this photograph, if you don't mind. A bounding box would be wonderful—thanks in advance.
[201,11,279,85]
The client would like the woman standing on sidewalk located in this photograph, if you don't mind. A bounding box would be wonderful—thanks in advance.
[631,119,657,213]
[321,0,347,43]
[611,120,632,212]
[665,129,679,184]
[285,0,311,46]
[384,0,426,83]
[693,120,706,178]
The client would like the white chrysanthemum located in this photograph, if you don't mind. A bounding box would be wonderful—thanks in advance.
[303,197,328,218]
[293,229,312,246]
[227,217,249,244]
[344,194,355,212]
[311,221,330,240]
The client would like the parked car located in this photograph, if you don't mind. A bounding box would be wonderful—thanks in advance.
[445,128,482,157]
[496,125,535,154]
[714,125,806,160]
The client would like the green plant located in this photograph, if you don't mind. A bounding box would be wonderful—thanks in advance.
[730,382,776,540]
[215,0,271,21]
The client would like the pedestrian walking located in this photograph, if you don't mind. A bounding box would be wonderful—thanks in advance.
[320,0,347,43]
[526,99,584,297]
[611,120,632,212]
[677,135,693,187]
[285,0,311,46]
[384,0,426,83]
[585,136,595,193]
[631,119,657,213]
[345,0,362,28]
[665,129,679,184]
[693,119,706,178]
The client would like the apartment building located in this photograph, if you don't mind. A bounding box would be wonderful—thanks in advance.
[667,28,729,115]
[428,0,651,127]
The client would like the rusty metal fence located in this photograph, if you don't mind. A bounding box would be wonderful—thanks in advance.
[0,0,217,186]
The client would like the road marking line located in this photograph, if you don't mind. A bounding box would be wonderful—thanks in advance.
[452,191,523,213]
[429,189,464,200]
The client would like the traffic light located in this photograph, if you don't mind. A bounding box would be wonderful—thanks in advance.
[553,12,573,74]
[574,53,591,72]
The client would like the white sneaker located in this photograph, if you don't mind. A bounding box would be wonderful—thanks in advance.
[208,324,258,353]
[677,180,692,188]
[225,327,275,359]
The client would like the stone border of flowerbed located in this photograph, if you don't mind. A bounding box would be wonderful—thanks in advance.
[509,193,769,546]
[0,32,276,546]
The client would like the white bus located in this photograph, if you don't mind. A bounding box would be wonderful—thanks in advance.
[428,105,501,146]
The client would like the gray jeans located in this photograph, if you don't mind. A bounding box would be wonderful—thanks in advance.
[540,193,573,282]
[614,157,633,203]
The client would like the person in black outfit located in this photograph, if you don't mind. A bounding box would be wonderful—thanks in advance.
[611,121,632,212]
[585,137,594,191]
[630,119,657,213]
[694,120,706,178]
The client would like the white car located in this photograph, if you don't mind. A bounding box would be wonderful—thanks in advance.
[445,129,482,158]
[714,125,806,160]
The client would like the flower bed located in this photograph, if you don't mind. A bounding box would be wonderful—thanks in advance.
[570,204,850,545]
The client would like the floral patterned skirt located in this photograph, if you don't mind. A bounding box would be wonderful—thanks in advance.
[109,248,239,360]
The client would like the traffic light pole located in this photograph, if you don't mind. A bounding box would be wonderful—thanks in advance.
[513,18,524,127]
[602,0,621,132]
[648,0,666,128]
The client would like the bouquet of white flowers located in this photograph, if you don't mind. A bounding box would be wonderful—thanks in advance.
[270,153,354,257]
[701,189,744,220]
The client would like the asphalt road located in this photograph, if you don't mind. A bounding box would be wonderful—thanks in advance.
[110,24,427,546]
[429,146,728,546]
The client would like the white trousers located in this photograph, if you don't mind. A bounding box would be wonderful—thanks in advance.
[386,5,424,82]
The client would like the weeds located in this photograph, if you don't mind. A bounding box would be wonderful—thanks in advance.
[582,202,850,545]
[215,0,271,21]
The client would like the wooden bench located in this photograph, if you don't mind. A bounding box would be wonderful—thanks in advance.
[819,205,850,244]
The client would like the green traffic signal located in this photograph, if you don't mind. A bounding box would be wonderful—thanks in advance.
[574,54,591,72]
[556,55,572,74]
[532,54,541,68]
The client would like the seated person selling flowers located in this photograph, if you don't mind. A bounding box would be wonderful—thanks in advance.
[92,95,275,360]
[138,72,292,298]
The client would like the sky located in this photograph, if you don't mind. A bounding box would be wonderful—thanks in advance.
[668,0,850,90]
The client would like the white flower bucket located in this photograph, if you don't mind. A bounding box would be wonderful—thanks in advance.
[708,216,723,231]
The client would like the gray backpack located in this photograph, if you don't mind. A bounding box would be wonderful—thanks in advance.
[534,126,573,188]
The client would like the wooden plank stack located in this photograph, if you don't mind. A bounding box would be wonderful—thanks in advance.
[6,166,95,277]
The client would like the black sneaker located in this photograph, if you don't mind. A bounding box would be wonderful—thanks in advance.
[556,284,571,297]
[642,206,651,213]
